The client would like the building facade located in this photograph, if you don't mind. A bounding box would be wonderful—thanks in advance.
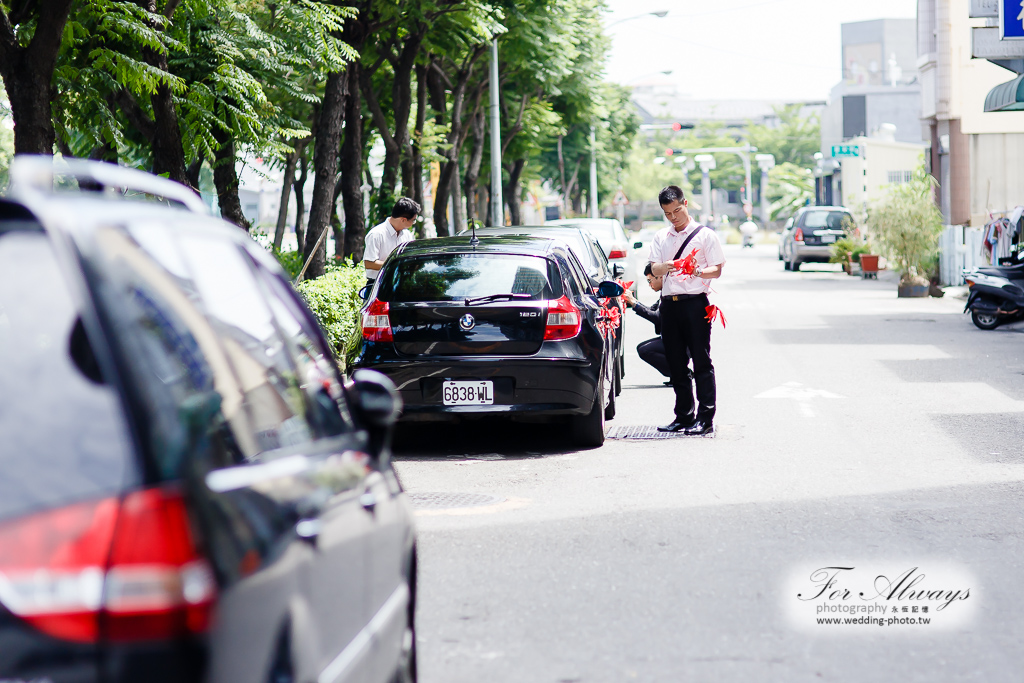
[918,0,1024,226]
[819,19,925,208]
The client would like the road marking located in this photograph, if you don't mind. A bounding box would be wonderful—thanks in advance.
[756,382,845,417]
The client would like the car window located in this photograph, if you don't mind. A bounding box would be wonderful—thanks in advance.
[588,239,610,276]
[0,230,134,521]
[566,249,595,291]
[802,211,853,230]
[176,232,315,454]
[379,253,562,302]
[557,255,583,298]
[247,255,353,437]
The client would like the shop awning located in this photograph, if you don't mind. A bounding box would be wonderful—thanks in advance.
[984,74,1024,112]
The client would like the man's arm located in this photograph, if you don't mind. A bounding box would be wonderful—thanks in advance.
[363,259,385,272]
[363,230,382,272]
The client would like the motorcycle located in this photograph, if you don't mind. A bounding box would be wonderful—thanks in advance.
[963,268,1024,330]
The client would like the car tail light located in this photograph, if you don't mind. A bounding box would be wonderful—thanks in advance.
[794,228,804,242]
[544,296,582,340]
[965,279,975,288]
[608,246,627,259]
[362,299,393,342]
[0,488,216,644]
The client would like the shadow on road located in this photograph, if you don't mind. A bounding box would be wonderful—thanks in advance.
[392,419,580,460]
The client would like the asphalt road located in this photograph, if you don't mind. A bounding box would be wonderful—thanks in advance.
[392,244,1024,683]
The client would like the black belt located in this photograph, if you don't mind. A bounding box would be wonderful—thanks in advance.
[663,293,705,302]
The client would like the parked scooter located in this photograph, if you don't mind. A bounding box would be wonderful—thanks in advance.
[739,219,758,248]
[964,268,1024,329]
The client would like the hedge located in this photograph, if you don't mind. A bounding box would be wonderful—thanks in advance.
[275,251,365,373]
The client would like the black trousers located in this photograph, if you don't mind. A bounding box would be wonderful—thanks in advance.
[636,337,686,380]
[660,294,716,423]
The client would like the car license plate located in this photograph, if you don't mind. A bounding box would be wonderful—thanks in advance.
[443,380,494,405]
[821,234,836,243]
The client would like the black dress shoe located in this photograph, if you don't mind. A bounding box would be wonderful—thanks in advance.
[657,419,694,432]
[683,421,713,436]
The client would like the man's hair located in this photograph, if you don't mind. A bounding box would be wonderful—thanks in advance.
[643,262,653,277]
[658,185,686,206]
[391,197,421,220]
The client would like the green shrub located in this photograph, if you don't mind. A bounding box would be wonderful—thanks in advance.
[867,164,943,284]
[274,249,305,280]
[295,259,365,372]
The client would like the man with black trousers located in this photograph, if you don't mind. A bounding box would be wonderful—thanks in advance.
[622,263,692,386]
[648,185,725,435]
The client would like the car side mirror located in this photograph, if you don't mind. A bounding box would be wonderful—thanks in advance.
[596,280,624,298]
[633,241,642,249]
[611,263,625,278]
[348,369,401,458]
[358,285,371,301]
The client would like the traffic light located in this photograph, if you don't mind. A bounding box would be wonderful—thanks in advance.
[671,122,683,131]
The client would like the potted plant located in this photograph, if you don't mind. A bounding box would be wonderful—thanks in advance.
[829,237,857,274]
[866,164,944,297]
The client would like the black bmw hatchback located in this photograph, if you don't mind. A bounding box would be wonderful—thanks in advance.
[353,236,623,447]
[0,157,416,683]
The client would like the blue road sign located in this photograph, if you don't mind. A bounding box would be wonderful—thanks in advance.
[1002,0,1024,39]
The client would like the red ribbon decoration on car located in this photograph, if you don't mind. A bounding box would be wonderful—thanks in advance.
[704,304,727,328]
[671,249,701,278]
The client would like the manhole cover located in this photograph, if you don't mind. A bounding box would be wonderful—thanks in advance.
[407,492,506,509]
[606,425,715,440]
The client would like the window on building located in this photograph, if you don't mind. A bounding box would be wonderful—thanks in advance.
[887,171,913,185]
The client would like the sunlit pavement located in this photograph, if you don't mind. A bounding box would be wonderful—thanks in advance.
[393,244,1024,682]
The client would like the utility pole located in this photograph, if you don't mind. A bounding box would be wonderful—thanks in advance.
[695,154,716,225]
[755,153,775,226]
[589,125,598,218]
[742,143,753,206]
[489,38,503,226]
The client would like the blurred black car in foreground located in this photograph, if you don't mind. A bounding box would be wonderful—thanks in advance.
[0,157,416,683]
[353,235,623,447]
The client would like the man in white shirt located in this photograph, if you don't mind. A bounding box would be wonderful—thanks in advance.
[363,197,420,284]
[648,185,726,435]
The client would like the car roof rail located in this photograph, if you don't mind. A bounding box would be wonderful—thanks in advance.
[9,155,210,215]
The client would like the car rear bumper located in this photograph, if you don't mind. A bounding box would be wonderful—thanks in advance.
[355,356,599,420]
[794,244,833,262]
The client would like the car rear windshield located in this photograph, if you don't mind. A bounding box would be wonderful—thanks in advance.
[0,228,134,521]
[803,211,854,230]
[379,253,562,302]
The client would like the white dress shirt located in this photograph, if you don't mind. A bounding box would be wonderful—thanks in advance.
[364,218,413,279]
[648,221,725,297]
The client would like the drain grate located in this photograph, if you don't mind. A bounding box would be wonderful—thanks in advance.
[407,492,506,509]
[606,425,715,440]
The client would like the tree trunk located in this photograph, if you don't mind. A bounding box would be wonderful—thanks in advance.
[274,149,298,250]
[341,62,367,261]
[451,154,464,233]
[304,69,347,280]
[410,64,427,209]
[429,49,486,237]
[361,29,425,207]
[137,0,188,186]
[557,135,567,215]
[463,110,485,225]
[294,149,308,251]
[212,127,249,230]
[505,159,525,225]
[0,0,75,155]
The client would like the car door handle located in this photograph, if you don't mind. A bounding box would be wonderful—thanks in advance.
[296,518,322,543]
[359,491,377,512]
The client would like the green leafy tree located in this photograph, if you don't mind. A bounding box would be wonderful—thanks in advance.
[867,164,943,284]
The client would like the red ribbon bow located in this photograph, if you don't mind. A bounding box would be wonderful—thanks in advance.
[705,304,727,328]
[671,249,701,278]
